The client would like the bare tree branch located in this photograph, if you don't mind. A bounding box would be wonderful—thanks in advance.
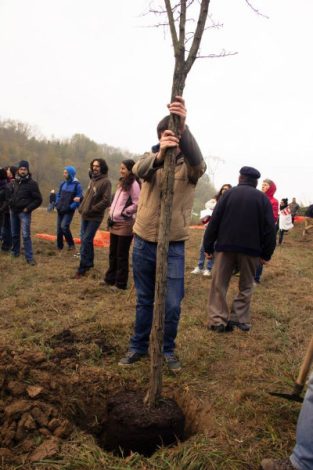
[178,0,187,59]
[196,49,238,59]
[245,0,269,19]
[164,0,179,51]
[185,0,210,74]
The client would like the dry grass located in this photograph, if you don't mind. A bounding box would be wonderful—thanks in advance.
[0,208,312,469]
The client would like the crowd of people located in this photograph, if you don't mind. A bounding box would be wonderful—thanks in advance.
[0,96,313,469]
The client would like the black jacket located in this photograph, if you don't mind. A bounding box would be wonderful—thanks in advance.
[9,175,42,214]
[203,182,276,261]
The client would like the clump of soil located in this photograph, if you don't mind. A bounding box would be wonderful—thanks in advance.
[99,391,185,457]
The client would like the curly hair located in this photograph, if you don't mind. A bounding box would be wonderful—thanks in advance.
[90,158,108,175]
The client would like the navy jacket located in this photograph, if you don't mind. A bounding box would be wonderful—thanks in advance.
[203,182,276,261]
[9,175,42,214]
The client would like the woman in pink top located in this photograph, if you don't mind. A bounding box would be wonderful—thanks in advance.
[104,159,141,290]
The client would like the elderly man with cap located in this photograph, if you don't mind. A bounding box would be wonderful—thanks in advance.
[203,166,276,332]
[9,160,42,265]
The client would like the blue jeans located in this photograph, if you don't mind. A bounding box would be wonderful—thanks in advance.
[10,211,33,261]
[130,235,185,355]
[198,242,214,270]
[255,264,263,282]
[78,219,101,273]
[57,211,75,249]
[290,373,313,470]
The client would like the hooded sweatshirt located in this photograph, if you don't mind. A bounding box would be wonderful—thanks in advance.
[56,166,83,213]
[264,180,279,223]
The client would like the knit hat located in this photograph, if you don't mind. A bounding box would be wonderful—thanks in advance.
[239,166,261,179]
[18,160,30,170]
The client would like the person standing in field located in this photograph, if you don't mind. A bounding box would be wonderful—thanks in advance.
[102,159,140,291]
[203,166,276,333]
[289,197,300,224]
[8,160,42,265]
[191,183,232,277]
[47,189,56,212]
[55,166,83,251]
[254,178,278,284]
[261,371,313,470]
[277,198,293,245]
[74,158,111,278]
[118,96,206,371]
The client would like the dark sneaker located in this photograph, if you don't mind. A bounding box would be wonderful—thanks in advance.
[118,351,146,366]
[260,458,296,470]
[209,323,233,333]
[228,320,250,332]
[72,271,85,279]
[26,259,36,266]
[164,353,181,372]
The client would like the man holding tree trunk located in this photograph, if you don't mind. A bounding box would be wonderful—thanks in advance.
[119,96,206,371]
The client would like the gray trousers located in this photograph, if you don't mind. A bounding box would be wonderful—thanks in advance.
[207,251,259,327]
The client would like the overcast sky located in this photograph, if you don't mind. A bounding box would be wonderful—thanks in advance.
[1,0,312,204]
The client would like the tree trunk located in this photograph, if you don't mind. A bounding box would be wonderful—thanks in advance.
[145,63,186,407]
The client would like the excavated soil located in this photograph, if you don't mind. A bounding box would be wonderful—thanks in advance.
[99,391,185,456]
[0,330,193,465]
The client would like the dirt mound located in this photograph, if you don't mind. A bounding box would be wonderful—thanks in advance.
[0,341,113,465]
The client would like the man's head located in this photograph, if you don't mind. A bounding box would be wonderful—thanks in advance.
[17,160,30,177]
[239,166,261,188]
[64,165,76,181]
[90,158,108,177]
[157,115,170,140]
[292,197,297,203]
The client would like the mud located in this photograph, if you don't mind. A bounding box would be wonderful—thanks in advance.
[0,330,202,465]
[99,391,185,457]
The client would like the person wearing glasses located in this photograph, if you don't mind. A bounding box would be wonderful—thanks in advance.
[74,159,111,278]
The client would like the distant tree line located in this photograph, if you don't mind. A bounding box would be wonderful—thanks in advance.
[0,119,215,218]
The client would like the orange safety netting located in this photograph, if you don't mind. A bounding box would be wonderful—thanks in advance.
[35,230,110,247]
[189,225,205,230]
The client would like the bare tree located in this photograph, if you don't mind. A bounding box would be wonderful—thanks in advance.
[145,0,211,408]
[145,0,268,408]
[205,155,225,186]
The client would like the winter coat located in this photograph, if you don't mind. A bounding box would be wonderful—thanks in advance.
[264,181,279,223]
[0,180,9,214]
[203,182,276,261]
[109,180,140,222]
[9,175,42,214]
[56,166,83,214]
[78,173,111,222]
[132,126,206,242]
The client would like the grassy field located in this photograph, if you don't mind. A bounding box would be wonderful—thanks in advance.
[0,208,312,469]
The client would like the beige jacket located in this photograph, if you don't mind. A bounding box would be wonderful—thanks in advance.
[133,127,205,242]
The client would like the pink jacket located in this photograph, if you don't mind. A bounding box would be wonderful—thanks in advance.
[109,180,140,222]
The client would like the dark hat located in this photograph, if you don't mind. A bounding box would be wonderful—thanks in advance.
[18,160,29,170]
[239,166,261,179]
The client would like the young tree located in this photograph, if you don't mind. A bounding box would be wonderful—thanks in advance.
[145,0,211,407]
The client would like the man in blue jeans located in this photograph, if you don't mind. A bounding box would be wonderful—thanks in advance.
[55,166,82,251]
[118,96,206,371]
[9,160,42,265]
[261,372,313,470]
[75,159,111,277]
